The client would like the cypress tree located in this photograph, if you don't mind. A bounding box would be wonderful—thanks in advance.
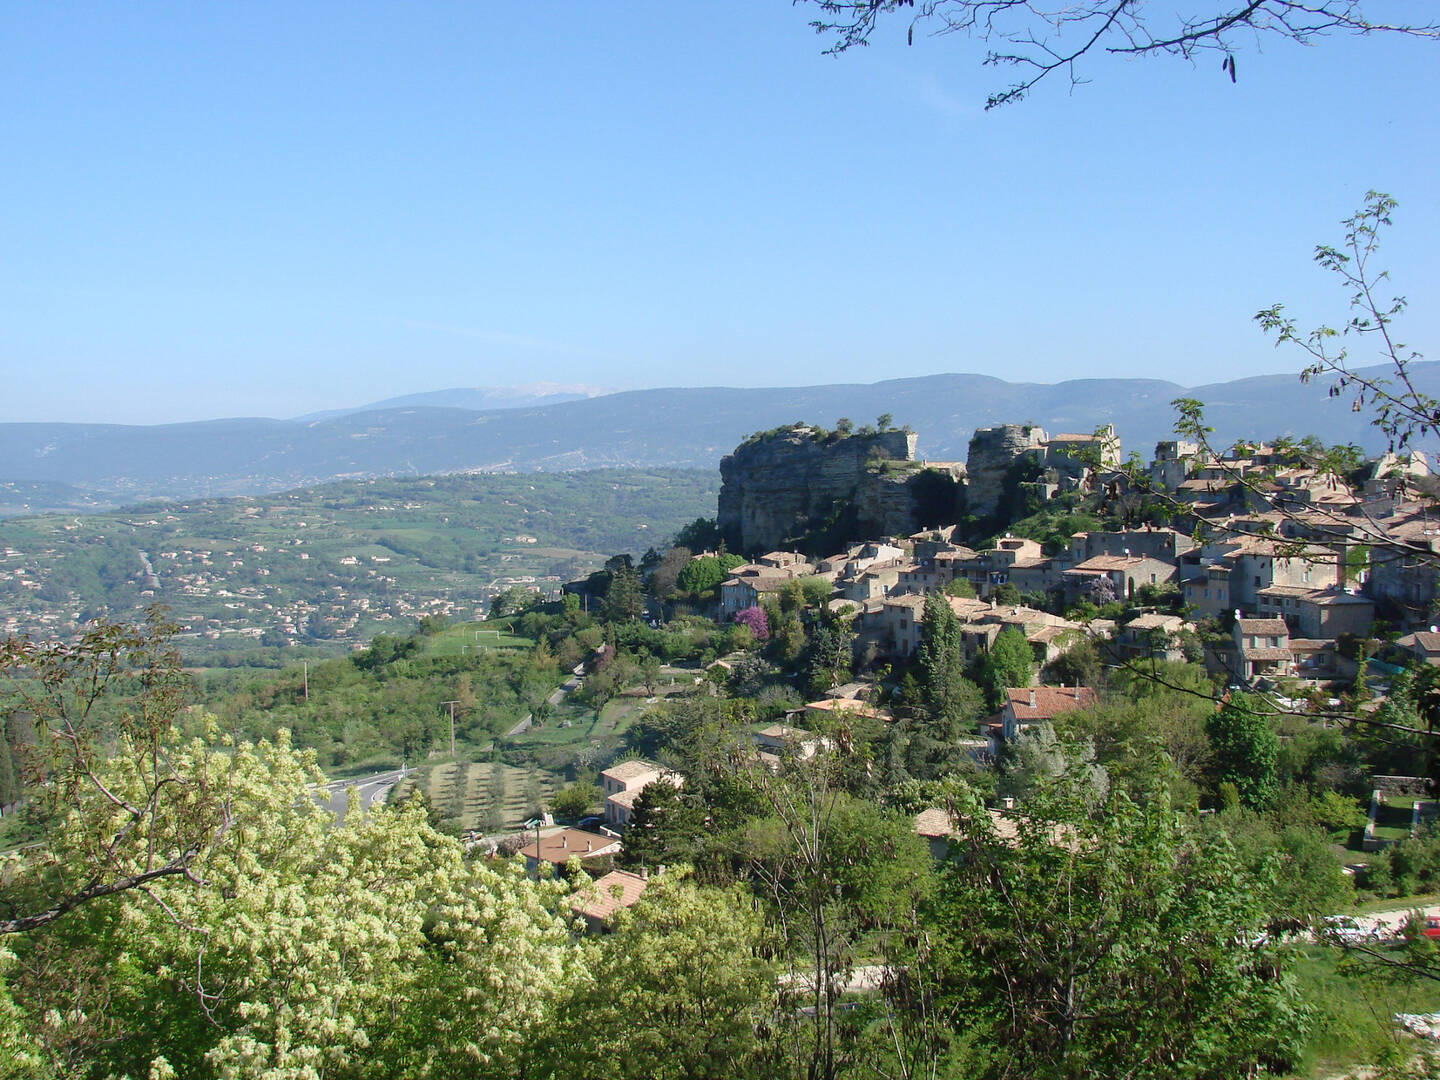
[0,724,16,807]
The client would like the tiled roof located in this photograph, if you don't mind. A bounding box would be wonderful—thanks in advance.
[520,829,620,864]
[1003,686,1098,721]
[805,698,885,719]
[1236,618,1288,635]
[601,760,664,784]
[1127,613,1183,632]
[605,787,645,810]
[1399,630,1440,654]
[913,807,954,838]
[569,870,649,922]
[1072,555,1151,571]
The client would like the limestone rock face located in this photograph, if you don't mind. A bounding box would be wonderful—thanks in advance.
[965,424,1047,521]
[718,427,920,554]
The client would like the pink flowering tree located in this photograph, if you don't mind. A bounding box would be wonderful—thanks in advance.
[733,605,770,642]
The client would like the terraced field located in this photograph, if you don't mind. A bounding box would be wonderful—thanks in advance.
[394,760,563,834]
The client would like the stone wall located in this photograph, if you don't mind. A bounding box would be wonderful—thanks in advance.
[1374,775,1430,796]
[717,426,923,554]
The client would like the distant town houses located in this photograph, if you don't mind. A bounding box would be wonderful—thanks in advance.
[699,421,1440,716]
[718,551,811,619]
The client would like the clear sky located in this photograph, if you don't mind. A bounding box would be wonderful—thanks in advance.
[2,1,1436,425]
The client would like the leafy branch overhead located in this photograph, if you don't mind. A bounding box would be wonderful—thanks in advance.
[1257,191,1437,454]
[799,1,1439,107]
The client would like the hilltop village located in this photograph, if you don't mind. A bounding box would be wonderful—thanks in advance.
[661,418,1438,718]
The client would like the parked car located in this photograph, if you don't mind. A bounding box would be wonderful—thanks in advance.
[1322,915,1381,945]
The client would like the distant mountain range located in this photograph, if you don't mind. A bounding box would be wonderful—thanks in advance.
[1,364,1433,514]
[292,382,617,422]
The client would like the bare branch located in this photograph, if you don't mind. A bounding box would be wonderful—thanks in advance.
[800,2,1437,107]
[0,851,202,936]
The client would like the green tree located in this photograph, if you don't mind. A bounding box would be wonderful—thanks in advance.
[942,577,976,598]
[677,554,744,595]
[673,517,723,551]
[604,566,645,623]
[640,652,663,697]
[618,780,706,872]
[0,721,18,807]
[799,575,835,608]
[1042,636,1100,689]
[490,584,543,617]
[734,739,935,1080]
[1206,694,1280,811]
[919,777,1308,1078]
[980,625,1035,709]
[552,781,600,821]
[803,621,855,697]
[912,594,986,777]
[0,612,237,937]
[569,877,778,1079]
[998,724,1109,806]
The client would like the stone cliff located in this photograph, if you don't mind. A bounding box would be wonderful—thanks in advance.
[965,424,1048,522]
[719,426,958,554]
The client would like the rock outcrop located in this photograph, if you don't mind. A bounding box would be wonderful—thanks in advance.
[718,426,934,554]
[965,425,1048,521]
[964,424,1120,522]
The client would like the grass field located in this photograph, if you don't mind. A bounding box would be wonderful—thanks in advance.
[1373,796,1419,845]
[1292,944,1440,1076]
[423,619,534,658]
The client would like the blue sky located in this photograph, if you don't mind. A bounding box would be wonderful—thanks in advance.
[2,1,1436,424]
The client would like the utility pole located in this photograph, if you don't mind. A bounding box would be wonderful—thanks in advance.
[441,700,460,757]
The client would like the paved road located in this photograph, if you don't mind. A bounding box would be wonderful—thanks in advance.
[548,676,582,706]
[505,675,585,738]
[780,964,886,996]
[1345,904,1440,939]
[319,768,409,824]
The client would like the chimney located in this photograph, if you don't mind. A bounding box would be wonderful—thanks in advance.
[639,866,648,881]
[1002,796,1015,810]
[1029,689,1037,710]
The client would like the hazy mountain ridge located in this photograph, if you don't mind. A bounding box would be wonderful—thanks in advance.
[2,364,1432,511]
[292,381,617,422]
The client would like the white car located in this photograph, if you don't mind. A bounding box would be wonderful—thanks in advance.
[1322,915,1381,945]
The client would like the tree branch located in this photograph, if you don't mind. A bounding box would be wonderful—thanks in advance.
[800,1,1438,107]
